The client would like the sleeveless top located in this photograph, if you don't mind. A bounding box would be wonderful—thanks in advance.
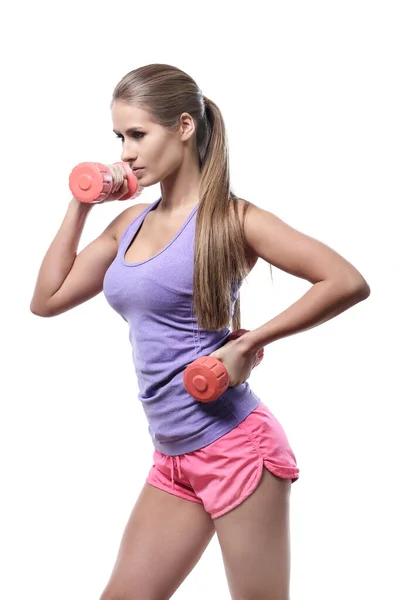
[103,197,261,455]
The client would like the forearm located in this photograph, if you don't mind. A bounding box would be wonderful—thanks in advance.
[240,279,370,354]
[30,198,93,312]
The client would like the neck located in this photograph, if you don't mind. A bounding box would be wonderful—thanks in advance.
[159,159,202,213]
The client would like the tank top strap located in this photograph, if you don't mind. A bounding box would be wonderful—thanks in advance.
[118,197,161,249]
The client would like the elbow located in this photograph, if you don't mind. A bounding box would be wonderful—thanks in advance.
[326,273,371,302]
[359,282,371,299]
[346,277,371,301]
[30,302,52,318]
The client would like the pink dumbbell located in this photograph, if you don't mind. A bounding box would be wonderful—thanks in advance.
[183,329,264,403]
[69,161,143,204]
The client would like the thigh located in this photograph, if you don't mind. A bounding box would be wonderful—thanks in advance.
[213,466,292,600]
[100,483,215,600]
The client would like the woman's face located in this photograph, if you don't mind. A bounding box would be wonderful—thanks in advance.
[111,100,190,187]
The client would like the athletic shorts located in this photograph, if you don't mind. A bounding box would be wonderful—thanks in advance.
[145,401,299,519]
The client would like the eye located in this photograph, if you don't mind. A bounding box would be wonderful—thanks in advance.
[115,132,145,141]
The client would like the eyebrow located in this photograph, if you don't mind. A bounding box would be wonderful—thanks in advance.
[113,127,145,135]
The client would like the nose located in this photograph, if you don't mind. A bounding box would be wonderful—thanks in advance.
[121,150,136,164]
[121,143,138,165]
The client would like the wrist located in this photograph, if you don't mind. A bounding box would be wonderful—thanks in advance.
[69,196,94,214]
[235,331,264,355]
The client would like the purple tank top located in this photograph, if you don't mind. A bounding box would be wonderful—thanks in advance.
[103,197,260,455]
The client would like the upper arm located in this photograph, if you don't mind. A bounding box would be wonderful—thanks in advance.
[41,204,147,317]
[243,203,369,291]
[42,222,118,317]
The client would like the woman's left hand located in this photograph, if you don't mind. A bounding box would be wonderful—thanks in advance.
[209,333,263,387]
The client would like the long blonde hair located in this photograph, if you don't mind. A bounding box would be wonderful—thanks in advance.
[112,63,253,331]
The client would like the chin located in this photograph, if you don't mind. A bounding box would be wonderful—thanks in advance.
[135,173,150,187]
[138,178,153,188]
[143,173,163,187]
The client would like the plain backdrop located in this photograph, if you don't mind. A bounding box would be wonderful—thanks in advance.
[1,1,398,598]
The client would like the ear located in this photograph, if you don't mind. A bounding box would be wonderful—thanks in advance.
[179,112,196,141]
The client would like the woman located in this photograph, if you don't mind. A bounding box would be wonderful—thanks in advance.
[30,64,370,600]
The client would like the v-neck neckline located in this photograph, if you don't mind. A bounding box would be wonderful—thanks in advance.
[120,198,199,267]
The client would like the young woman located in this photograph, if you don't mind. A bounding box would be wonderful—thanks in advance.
[30,63,370,600]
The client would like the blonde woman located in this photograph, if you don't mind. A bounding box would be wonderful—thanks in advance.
[30,63,370,600]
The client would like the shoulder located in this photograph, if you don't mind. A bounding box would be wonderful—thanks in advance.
[109,202,152,244]
[229,197,259,271]
[229,196,258,225]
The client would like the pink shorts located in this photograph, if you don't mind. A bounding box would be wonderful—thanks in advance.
[145,402,299,519]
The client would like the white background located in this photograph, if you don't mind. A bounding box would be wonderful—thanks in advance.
[1,1,398,598]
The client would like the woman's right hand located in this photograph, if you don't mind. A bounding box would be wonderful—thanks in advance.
[98,177,132,204]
